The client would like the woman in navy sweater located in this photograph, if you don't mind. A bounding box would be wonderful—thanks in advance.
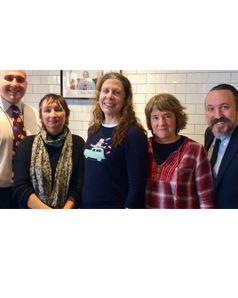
[82,72,148,209]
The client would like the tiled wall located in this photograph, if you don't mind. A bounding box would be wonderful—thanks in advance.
[24,70,238,144]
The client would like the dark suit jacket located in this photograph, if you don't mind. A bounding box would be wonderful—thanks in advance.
[204,126,238,208]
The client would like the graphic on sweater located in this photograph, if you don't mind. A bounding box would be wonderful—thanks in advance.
[84,137,111,162]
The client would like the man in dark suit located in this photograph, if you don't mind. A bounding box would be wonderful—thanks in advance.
[205,84,238,208]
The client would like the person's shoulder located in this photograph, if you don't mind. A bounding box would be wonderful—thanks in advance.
[22,135,36,144]
[22,102,41,127]
[126,125,148,144]
[87,123,102,134]
[232,126,238,138]
[18,135,36,150]
[185,137,206,151]
[127,124,146,135]
[205,126,213,138]
[72,134,85,145]
[22,102,38,113]
[184,136,198,145]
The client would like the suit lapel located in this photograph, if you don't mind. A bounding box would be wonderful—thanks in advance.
[215,126,238,189]
[205,127,214,151]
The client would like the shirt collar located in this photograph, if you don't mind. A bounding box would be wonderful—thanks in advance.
[215,131,233,149]
[0,96,23,114]
[102,123,118,128]
[219,128,234,142]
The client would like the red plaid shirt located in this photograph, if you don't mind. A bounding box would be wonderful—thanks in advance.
[145,137,214,209]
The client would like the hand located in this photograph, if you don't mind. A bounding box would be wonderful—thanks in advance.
[63,196,76,209]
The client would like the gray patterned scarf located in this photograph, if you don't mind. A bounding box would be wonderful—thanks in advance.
[30,126,73,209]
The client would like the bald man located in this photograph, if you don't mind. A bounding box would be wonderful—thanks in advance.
[0,70,41,208]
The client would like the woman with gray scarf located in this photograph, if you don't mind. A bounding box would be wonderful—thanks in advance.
[13,94,85,209]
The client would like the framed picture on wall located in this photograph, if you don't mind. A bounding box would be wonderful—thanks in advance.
[60,70,121,100]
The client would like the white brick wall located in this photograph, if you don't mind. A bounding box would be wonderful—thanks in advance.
[23,70,238,144]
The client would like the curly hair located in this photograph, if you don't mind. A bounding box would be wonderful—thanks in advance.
[145,93,188,135]
[88,72,146,146]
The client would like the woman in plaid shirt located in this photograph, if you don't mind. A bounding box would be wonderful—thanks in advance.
[145,94,214,209]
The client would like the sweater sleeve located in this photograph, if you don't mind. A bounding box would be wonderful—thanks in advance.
[124,126,148,208]
[67,135,85,208]
[195,145,214,209]
[12,136,35,208]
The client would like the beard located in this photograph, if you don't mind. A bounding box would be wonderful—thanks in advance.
[210,116,237,139]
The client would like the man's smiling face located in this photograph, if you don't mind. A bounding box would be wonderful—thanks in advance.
[206,89,238,138]
[0,70,27,104]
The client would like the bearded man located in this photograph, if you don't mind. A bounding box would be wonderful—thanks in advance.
[205,84,238,208]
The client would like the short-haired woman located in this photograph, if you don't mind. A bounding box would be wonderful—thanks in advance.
[145,93,214,209]
[13,94,85,209]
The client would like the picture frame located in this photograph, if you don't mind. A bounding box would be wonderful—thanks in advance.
[60,70,121,100]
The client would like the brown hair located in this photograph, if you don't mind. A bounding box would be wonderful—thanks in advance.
[145,93,188,135]
[208,84,238,111]
[89,72,146,146]
[39,93,70,126]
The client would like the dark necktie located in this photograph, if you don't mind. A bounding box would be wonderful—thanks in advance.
[210,138,221,170]
[11,105,26,162]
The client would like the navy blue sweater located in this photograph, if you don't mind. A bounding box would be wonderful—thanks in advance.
[82,125,148,209]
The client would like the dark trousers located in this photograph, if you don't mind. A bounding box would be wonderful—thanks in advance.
[0,187,18,209]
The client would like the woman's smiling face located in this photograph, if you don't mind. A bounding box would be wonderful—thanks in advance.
[99,79,126,124]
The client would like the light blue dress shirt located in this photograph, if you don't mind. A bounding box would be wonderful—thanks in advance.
[213,134,232,178]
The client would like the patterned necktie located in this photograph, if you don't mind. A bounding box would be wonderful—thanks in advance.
[210,138,221,170]
[11,105,26,162]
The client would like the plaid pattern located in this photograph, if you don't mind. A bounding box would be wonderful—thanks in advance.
[145,137,214,209]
